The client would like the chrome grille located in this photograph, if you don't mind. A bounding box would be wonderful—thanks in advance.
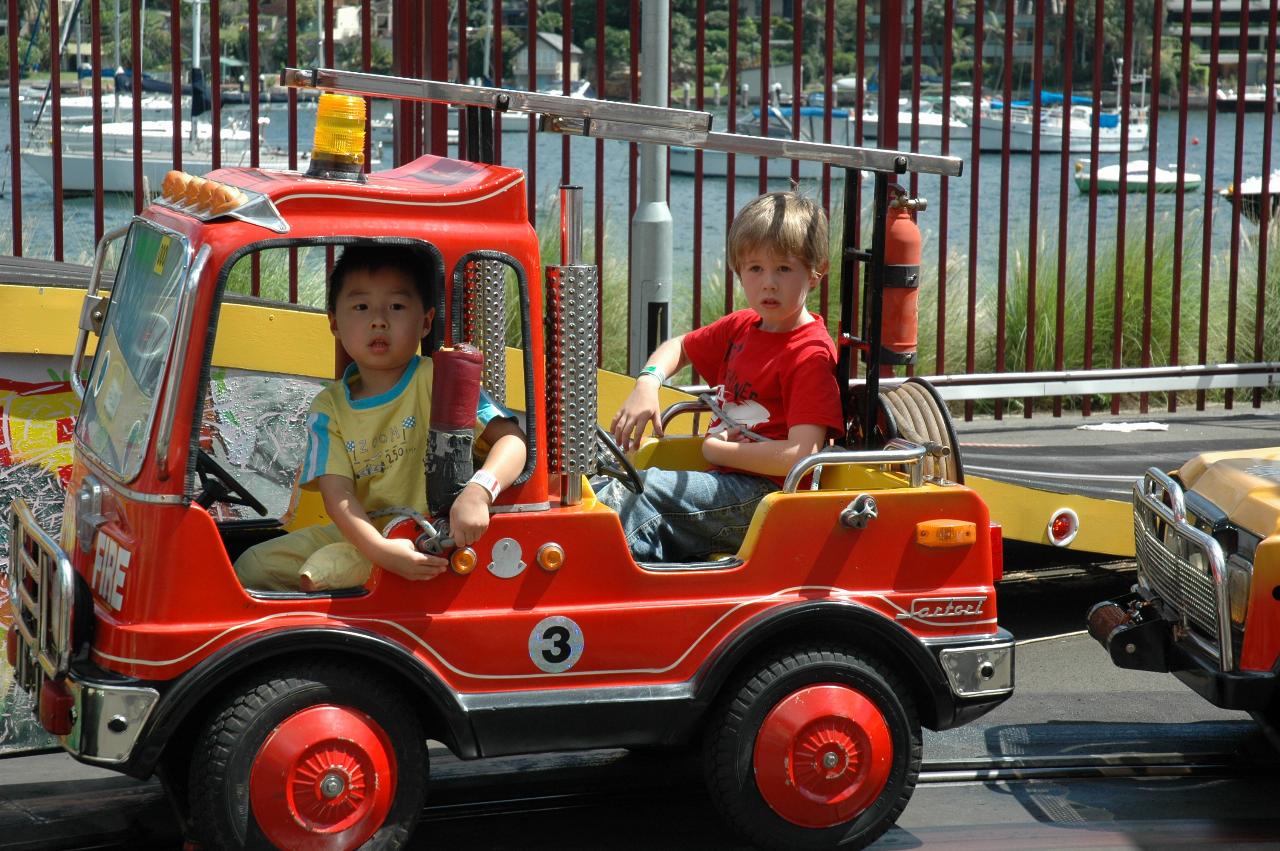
[5,499,75,679]
[1132,469,1231,671]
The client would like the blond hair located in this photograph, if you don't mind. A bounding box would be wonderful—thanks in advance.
[726,191,829,274]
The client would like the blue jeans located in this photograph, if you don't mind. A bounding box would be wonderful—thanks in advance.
[594,469,777,562]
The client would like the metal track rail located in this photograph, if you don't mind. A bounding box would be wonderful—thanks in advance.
[283,67,963,177]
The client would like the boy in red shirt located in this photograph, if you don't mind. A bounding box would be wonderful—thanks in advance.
[600,191,844,562]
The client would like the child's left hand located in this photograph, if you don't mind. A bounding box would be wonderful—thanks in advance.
[450,485,492,547]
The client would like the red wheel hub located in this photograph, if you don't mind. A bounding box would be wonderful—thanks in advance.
[249,704,398,850]
[752,683,893,828]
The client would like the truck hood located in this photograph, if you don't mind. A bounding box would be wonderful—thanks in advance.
[1179,447,1280,539]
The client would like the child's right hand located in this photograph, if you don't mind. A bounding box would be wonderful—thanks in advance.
[611,382,663,453]
[376,536,448,581]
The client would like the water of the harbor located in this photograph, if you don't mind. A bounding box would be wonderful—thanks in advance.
[1,98,1275,307]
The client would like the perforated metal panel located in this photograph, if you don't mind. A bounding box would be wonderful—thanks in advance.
[546,264,598,475]
[462,258,508,404]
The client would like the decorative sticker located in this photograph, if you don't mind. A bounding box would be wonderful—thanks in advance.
[528,616,585,674]
[153,235,172,275]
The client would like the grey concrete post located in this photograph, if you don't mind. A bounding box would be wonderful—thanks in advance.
[628,0,673,373]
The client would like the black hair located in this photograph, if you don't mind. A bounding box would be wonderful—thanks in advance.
[327,243,434,313]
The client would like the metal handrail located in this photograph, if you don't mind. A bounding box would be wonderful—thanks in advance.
[782,440,927,493]
[70,224,129,400]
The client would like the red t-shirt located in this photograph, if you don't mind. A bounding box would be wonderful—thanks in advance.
[682,309,844,482]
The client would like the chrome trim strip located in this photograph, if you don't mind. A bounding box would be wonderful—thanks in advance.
[156,244,210,479]
[1132,468,1231,671]
[8,499,76,678]
[457,682,695,712]
[70,224,130,400]
[782,440,927,492]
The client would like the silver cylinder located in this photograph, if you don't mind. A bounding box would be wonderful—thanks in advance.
[560,184,583,266]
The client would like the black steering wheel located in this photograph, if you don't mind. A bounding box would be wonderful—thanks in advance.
[195,449,269,516]
[595,425,644,494]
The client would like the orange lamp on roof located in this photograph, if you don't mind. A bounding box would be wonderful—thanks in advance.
[308,92,368,182]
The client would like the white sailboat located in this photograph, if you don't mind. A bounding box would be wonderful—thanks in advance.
[859,98,971,140]
[670,106,850,180]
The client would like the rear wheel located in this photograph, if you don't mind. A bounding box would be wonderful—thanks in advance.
[187,662,427,850]
[704,646,920,850]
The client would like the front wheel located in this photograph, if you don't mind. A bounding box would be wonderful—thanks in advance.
[187,662,427,850]
[704,646,921,850]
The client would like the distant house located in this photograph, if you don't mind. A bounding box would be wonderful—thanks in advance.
[509,31,582,91]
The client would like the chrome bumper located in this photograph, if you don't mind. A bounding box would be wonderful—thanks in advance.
[928,631,1016,699]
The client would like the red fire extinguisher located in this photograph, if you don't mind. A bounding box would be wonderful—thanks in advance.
[880,185,923,378]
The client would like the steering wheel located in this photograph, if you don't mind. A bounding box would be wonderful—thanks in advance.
[595,425,644,494]
[195,449,269,516]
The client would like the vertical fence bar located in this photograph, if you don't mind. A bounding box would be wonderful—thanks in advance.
[790,0,802,187]
[1139,0,1162,414]
[1169,0,1191,413]
[725,0,738,316]
[964,0,983,420]
[6,0,19,255]
[526,0,537,222]
[210,0,222,174]
[493,0,504,162]
[250,1,261,296]
[693,0,705,334]
[91,0,105,242]
[758,0,770,193]
[1083,0,1103,417]
[820,0,834,319]
[288,0,299,303]
[169,0,181,173]
[1053,0,1075,417]
[1198,3,1223,411]
[908,0,922,201]
[935,0,954,376]
[851,0,866,338]
[1254,0,1278,408]
[594,0,605,363]
[49,0,64,260]
[629,2,640,336]
[1025,0,1044,417]
[1110,2,1134,416]
[132,0,145,210]
[1225,1,1251,410]
[994,0,1014,419]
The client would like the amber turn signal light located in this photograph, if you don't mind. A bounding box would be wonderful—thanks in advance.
[536,543,565,572]
[916,520,977,548]
[451,547,477,575]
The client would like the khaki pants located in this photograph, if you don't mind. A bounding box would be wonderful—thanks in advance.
[233,523,372,592]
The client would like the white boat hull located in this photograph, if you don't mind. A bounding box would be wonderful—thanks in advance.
[859,112,972,140]
[977,116,1148,154]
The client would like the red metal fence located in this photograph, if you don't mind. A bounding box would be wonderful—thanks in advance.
[4,0,1277,416]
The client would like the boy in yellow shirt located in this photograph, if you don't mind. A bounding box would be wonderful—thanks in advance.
[234,244,526,591]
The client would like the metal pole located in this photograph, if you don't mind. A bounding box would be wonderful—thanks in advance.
[628,0,672,373]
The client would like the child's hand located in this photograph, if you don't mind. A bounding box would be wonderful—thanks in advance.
[449,485,492,547]
[377,537,447,581]
[611,382,663,453]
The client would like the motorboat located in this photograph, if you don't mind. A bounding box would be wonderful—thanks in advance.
[20,145,305,195]
[1220,171,1280,223]
[859,97,971,140]
[978,95,1148,153]
[670,106,849,180]
[18,88,188,123]
[1215,85,1278,113]
[1073,159,1202,194]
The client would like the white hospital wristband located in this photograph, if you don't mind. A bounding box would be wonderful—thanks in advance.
[467,469,501,503]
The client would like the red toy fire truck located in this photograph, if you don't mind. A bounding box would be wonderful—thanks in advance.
[5,69,1013,850]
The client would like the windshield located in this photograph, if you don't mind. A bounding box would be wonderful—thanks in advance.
[77,221,190,480]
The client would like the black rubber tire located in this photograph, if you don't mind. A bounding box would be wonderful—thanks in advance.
[704,646,921,851]
[186,662,427,850]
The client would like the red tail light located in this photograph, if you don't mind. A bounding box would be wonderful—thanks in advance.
[39,679,74,736]
[989,522,1004,582]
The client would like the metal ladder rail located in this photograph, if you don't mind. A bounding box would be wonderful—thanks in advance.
[283,67,963,178]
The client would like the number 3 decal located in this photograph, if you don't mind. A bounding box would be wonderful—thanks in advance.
[528,616,584,673]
